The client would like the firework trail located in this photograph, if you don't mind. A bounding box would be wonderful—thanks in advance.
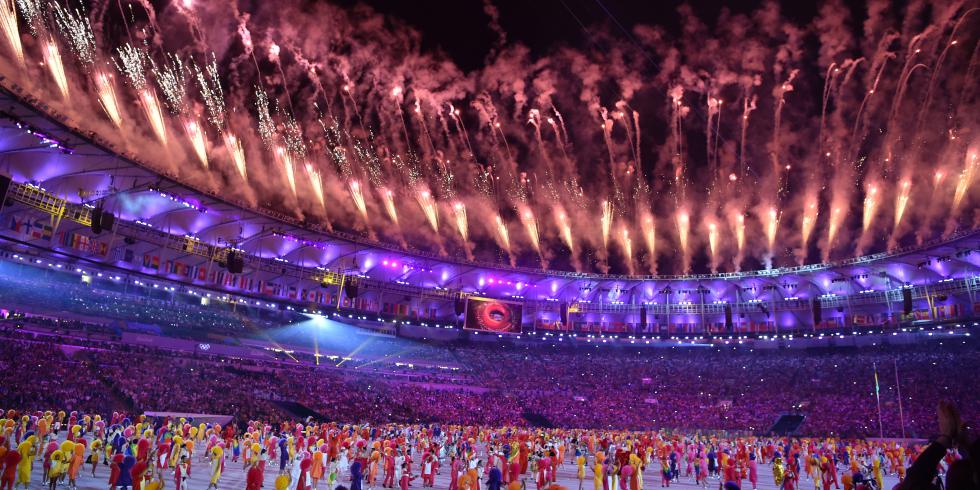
[275,146,297,196]
[223,133,247,180]
[0,0,23,66]
[42,37,70,100]
[600,200,613,250]
[799,197,819,265]
[676,209,690,274]
[305,162,325,210]
[641,214,656,275]
[347,180,368,220]
[620,227,634,275]
[380,187,399,225]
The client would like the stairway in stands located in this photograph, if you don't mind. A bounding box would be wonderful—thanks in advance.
[271,400,326,421]
[769,414,806,435]
[71,350,137,414]
[521,410,556,428]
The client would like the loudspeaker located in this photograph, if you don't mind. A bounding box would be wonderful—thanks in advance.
[639,307,647,327]
[812,297,822,324]
[454,297,465,316]
[100,212,115,232]
[902,288,912,314]
[559,302,568,324]
[227,251,244,274]
[91,207,103,234]
[343,282,358,299]
[724,304,733,330]
[124,236,136,245]
[0,175,10,204]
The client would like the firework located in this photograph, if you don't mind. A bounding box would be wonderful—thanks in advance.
[860,184,879,232]
[14,0,41,34]
[600,200,613,249]
[194,55,225,130]
[825,206,845,261]
[676,210,690,264]
[801,197,818,249]
[707,221,718,270]
[620,227,633,274]
[223,133,247,180]
[183,118,208,169]
[0,0,23,66]
[555,208,573,252]
[518,207,541,253]
[765,206,779,251]
[641,214,656,270]
[951,151,977,213]
[93,70,122,127]
[494,214,511,253]
[894,180,911,230]
[415,188,439,232]
[255,87,275,148]
[381,187,399,225]
[42,38,69,99]
[275,146,296,196]
[52,2,95,66]
[347,180,367,220]
[305,162,325,209]
[452,201,468,242]
[117,44,168,145]
[152,53,189,116]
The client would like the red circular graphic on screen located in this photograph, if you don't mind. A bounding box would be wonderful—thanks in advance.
[476,301,513,332]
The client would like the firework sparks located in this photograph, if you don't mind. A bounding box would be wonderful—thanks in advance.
[14,0,41,35]
[255,88,276,148]
[824,206,844,261]
[152,53,189,116]
[194,55,225,130]
[52,2,95,67]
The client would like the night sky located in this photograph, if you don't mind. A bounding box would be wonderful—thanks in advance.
[333,0,836,72]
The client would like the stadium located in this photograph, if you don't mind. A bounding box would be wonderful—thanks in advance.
[0,0,978,489]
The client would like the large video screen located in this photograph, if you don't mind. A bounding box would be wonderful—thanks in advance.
[464,297,523,334]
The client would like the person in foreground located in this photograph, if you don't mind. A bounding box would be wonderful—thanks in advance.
[896,401,977,490]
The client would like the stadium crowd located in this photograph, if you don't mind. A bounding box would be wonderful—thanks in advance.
[0,325,976,439]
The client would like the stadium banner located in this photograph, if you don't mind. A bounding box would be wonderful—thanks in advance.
[464,296,523,334]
